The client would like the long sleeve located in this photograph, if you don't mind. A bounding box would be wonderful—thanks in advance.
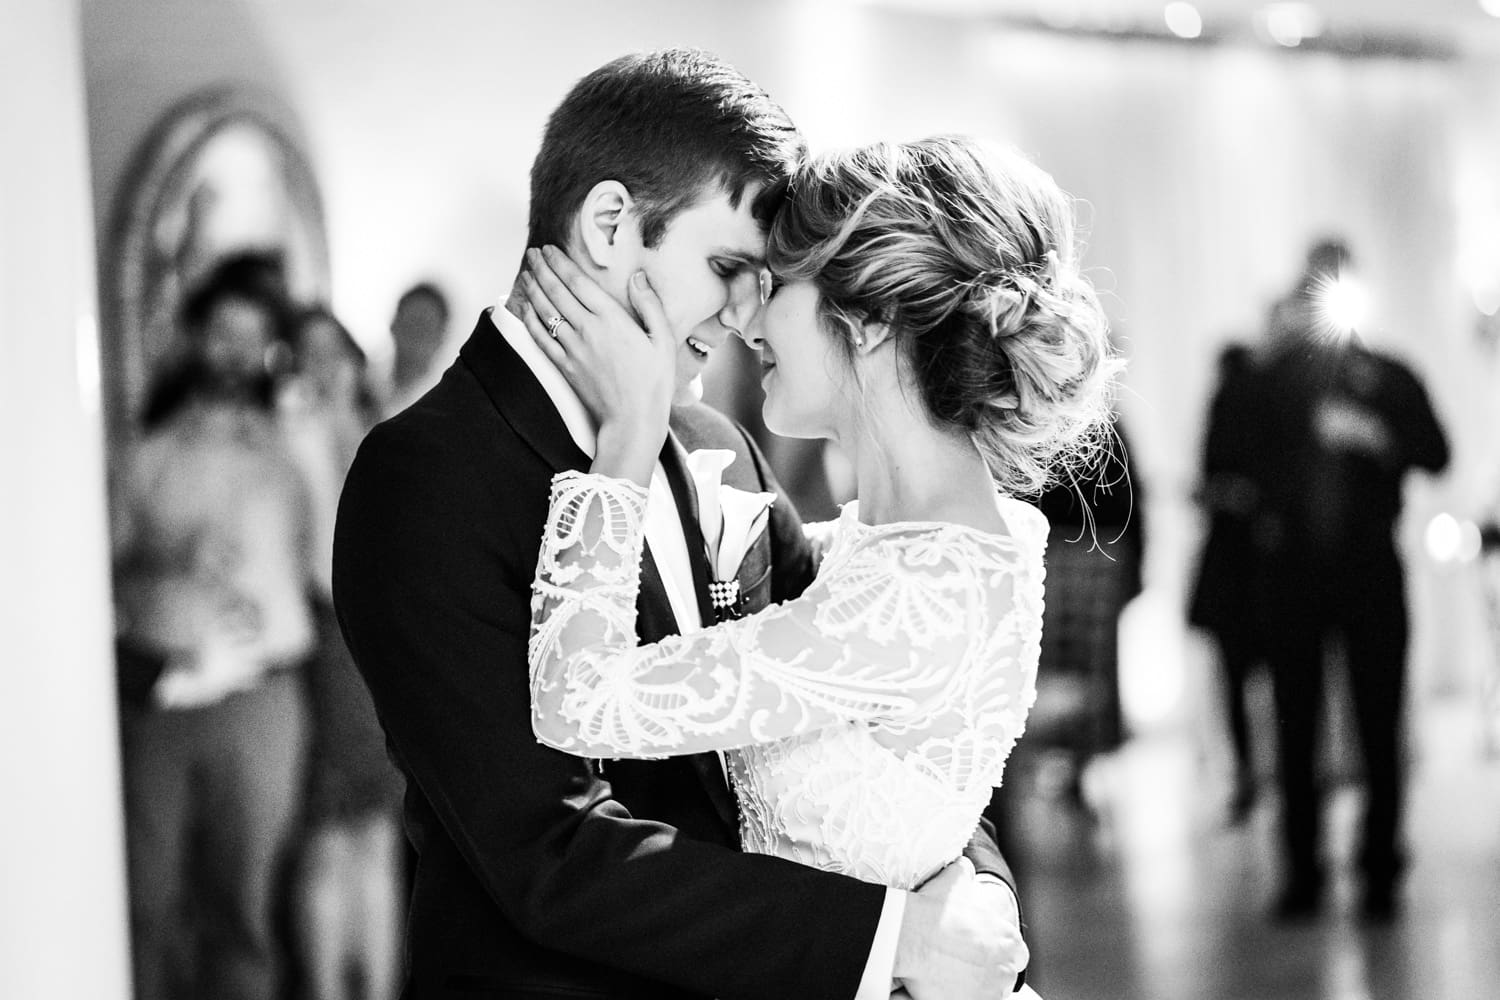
[530,471,1038,764]
[1389,362,1448,475]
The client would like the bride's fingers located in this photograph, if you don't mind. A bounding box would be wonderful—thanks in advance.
[626,272,675,364]
[525,248,589,328]
[540,244,619,317]
[518,267,571,336]
[517,296,572,369]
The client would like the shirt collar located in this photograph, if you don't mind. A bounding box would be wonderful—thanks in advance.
[489,301,597,457]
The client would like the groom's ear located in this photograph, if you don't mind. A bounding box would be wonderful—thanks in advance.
[576,180,638,270]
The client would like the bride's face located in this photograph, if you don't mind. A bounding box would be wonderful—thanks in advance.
[744,278,852,440]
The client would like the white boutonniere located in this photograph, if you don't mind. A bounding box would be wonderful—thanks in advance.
[684,448,776,583]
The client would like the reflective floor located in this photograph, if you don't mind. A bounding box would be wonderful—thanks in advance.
[1006,693,1500,1000]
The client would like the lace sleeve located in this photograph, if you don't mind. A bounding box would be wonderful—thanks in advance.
[529,471,1036,759]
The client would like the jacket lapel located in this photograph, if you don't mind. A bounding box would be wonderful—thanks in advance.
[656,433,739,833]
[463,313,739,835]
[671,408,775,611]
[657,433,718,628]
[459,309,590,475]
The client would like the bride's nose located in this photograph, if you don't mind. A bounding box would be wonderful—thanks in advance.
[738,309,767,351]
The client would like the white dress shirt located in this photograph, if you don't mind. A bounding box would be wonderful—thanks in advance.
[490,305,903,998]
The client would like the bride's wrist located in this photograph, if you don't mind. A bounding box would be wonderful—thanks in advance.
[591,420,663,487]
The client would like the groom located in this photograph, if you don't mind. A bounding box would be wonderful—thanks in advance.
[334,49,1027,999]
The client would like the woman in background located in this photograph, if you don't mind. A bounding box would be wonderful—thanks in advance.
[282,306,404,1000]
[113,252,314,1000]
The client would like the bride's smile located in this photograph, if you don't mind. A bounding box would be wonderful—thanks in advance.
[742,278,850,440]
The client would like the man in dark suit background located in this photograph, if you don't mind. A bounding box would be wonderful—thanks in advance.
[333,49,1025,999]
[1242,240,1449,922]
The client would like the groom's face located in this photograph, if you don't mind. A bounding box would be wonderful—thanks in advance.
[625,185,768,405]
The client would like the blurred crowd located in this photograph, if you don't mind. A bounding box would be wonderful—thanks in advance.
[991,237,1459,933]
[110,251,451,1000]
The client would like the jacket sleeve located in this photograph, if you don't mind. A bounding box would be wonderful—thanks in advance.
[332,420,884,1000]
[1388,361,1449,475]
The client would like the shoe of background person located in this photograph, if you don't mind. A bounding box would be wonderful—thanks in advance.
[1360,879,1400,924]
[1226,770,1258,826]
[1271,872,1324,923]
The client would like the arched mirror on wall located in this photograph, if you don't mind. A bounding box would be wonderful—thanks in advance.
[103,86,330,446]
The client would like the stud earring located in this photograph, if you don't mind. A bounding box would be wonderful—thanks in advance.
[854,334,865,348]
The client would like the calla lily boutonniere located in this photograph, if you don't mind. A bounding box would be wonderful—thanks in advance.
[683,448,776,583]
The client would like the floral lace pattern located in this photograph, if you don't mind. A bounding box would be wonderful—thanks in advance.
[529,470,1047,889]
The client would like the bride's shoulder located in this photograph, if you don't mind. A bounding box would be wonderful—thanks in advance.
[819,496,1048,573]
[996,496,1050,547]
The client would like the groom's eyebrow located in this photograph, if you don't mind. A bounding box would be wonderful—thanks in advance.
[711,247,766,270]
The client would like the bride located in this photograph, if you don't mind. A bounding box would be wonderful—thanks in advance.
[518,134,1117,998]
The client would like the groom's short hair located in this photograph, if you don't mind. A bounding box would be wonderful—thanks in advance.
[528,48,805,250]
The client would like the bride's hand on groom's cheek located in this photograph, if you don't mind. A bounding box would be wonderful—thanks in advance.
[520,245,677,439]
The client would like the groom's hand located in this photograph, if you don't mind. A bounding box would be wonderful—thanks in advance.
[893,857,1028,999]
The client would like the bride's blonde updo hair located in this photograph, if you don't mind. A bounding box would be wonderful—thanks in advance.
[766,135,1120,495]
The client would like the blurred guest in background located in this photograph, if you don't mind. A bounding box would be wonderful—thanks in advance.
[1480,512,1500,757]
[280,307,404,1000]
[385,281,451,416]
[1189,343,1265,824]
[111,251,314,1000]
[1030,420,1142,805]
[1247,239,1449,921]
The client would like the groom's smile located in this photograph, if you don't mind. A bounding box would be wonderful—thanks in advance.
[631,182,769,403]
[685,334,717,363]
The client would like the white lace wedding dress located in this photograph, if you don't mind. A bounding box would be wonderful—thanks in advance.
[530,469,1049,899]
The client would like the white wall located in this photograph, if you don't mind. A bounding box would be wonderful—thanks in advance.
[1,1,132,995]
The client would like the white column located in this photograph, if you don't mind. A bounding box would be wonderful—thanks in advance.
[0,1,133,997]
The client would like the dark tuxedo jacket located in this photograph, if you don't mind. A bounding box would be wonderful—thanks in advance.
[333,312,1013,999]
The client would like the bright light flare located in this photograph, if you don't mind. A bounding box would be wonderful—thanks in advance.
[1117,592,1186,732]
[1164,2,1203,39]
[1426,513,1482,565]
[1474,282,1500,317]
[1262,2,1323,47]
[1483,0,1500,20]
[1312,272,1369,339]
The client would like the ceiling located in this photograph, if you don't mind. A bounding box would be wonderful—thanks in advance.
[853,0,1500,56]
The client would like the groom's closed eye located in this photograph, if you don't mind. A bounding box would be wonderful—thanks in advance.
[708,258,767,317]
[709,258,759,283]
[707,246,765,277]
